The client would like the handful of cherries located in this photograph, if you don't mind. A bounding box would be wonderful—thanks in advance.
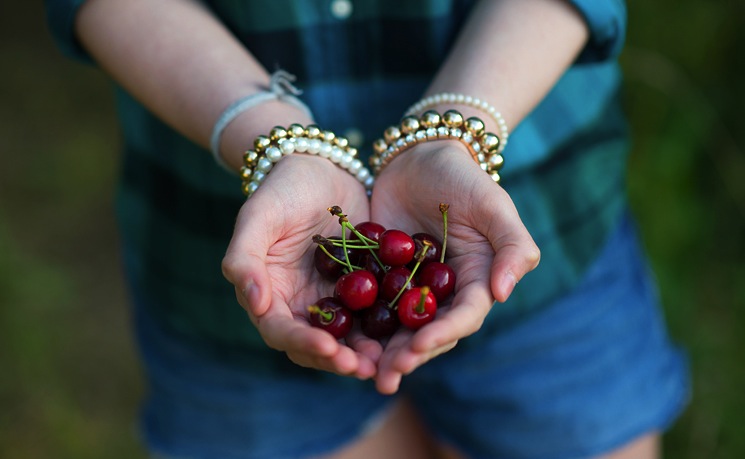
[307,204,456,342]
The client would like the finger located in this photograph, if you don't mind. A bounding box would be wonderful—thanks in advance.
[409,280,493,353]
[345,330,384,366]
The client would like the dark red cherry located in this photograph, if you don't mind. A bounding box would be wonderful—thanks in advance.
[397,286,437,330]
[335,270,378,310]
[380,266,415,302]
[313,240,352,281]
[378,229,415,267]
[409,232,442,268]
[418,261,456,301]
[361,252,387,284]
[360,299,400,339]
[308,297,353,339]
[354,221,386,243]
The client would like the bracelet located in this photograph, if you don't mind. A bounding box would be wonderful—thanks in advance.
[404,93,509,154]
[210,70,314,172]
[240,124,375,198]
[369,109,504,183]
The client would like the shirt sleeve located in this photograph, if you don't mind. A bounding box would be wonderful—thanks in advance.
[44,0,92,62]
[569,0,627,63]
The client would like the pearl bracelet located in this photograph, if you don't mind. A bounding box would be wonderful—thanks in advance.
[404,93,509,154]
[240,124,375,198]
[370,110,505,183]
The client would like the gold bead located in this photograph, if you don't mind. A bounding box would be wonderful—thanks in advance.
[321,130,336,143]
[287,123,305,138]
[384,126,401,143]
[347,147,358,157]
[490,172,501,183]
[269,126,288,142]
[488,153,505,170]
[243,150,258,167]
[481,133,500,153]
[241,181,252,195]
[373,138,388,153]
[305,124,322,139]
[400,116,420,134]
[239,166,253,181]
[253,135,271,152]
[464,117,485,137]
[442,110,464,128]
[420,110,441,129]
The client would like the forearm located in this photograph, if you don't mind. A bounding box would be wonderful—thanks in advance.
[75,0,312,170]
[424,0,588,133]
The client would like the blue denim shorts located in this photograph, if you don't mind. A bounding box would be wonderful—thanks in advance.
[134,214,689,459]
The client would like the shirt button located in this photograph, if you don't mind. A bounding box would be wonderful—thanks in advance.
[330,0,353,20]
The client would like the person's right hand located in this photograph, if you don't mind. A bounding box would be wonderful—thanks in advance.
[222,154,380,379]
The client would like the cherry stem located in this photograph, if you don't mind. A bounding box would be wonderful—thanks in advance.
[388,241,431,310]
[415,286,431,314]
[439,203,450,264]
[308,305,333,322]
[342,221,386,272]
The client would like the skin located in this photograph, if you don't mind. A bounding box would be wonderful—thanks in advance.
[75,0,659,457]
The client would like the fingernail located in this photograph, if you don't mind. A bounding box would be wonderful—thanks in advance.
[242,280,259,307]
[500,271,517,300]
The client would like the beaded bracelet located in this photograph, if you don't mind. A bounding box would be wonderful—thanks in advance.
[240,124,375,197]
[404,93,509,154]
[369,109,504,183]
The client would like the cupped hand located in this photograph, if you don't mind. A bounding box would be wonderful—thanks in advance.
[222,154,381,379]
[370,141,541,394]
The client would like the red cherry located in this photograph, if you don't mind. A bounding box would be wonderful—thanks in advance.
[409,232,442,268]
[313,241,353,281]
[380,266,415,302]
[361,252,387,284]
[418,261,456,301]
[397,286,437,330]
[308,297,353,339]
[360,299,400,339]
[335,270,378,310]
[354,221,386,243]
[378,229,415,267]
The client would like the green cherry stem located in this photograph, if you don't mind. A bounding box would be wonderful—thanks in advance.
[416,286,431,314]
[389,241,432,310]
[307,305,333,322]
[439,203,450,263]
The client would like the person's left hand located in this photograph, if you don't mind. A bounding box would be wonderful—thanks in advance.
[369,141,540,394]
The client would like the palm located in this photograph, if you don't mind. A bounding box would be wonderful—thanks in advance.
[370,142,539,393]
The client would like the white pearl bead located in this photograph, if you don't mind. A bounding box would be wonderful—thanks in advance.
[295,137,309,152]
[265,146,282,162]
[356,168,370,182]
[319,142,333,158]
[279,138,295,155]
[330,146,343,163]
[256,157,272,173]
[246,181,259,196]
[348,159,362,174]
[364,175,374,188]
[252,170,267,183]
[307,138,322,154]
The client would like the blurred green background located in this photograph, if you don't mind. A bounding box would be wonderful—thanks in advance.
[2,2,744,458]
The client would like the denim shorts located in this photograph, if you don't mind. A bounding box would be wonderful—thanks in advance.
[133,214,690,459]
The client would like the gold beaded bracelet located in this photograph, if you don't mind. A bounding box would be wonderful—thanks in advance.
[240,124,375,197]
[369,110,505,183]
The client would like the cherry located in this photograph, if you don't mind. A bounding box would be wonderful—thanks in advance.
[418,261,456,302]
[408,232,442,269]
[307,297,353,339]
[378,229,415,267]
[397,286,437,330]
[313,240,353,281]
[360,298,400,339]
[361,252,387,284]
[354,221,386,243]
[335,270,378,310]
[380,266,415,302]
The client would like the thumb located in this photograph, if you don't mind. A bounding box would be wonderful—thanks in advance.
[221,204,275,317]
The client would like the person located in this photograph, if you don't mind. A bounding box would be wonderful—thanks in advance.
[45,0,689,457]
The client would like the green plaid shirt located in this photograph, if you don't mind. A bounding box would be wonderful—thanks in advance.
[47,0,629,354]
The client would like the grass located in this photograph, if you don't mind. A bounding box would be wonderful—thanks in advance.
[1,2,743,458]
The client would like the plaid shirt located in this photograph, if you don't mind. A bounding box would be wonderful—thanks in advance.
[46,0,629,355]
